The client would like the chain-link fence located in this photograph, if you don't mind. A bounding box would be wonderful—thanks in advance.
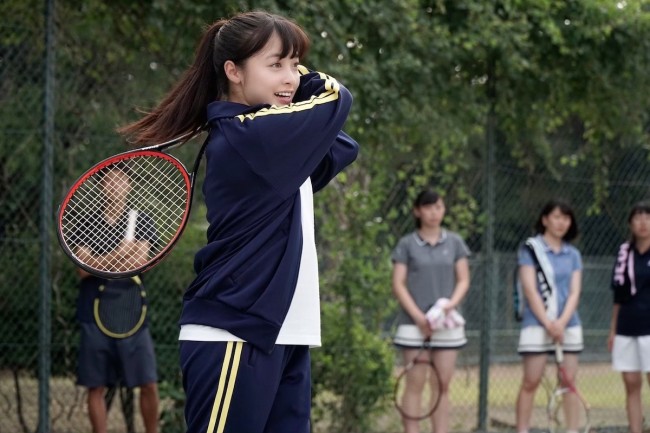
[457,149,650,432]
[377,143,650,433]
[2,2,196,432]
[2,2,649,433]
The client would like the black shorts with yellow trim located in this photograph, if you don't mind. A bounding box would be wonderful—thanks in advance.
[180,340,311,433]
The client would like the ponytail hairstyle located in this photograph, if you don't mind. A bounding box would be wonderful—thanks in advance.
[118,11,311,145]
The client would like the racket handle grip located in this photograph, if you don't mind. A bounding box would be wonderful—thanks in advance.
[554,342,563,363]
[125,210,137,241]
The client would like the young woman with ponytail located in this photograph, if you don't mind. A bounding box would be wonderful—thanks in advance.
[119,11,359,433]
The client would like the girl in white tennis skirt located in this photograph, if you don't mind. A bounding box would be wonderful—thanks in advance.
[391,190,471,433]
[515,200,583,433]
[609,201,650,433]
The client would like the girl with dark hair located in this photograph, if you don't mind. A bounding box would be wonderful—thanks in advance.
[515,200,583,433]
[609,201,650,433]
[391,190,471,433]
[118,11,359,433]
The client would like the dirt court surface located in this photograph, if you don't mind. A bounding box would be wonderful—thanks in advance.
[0,371,150,433]
[1,363,645,433]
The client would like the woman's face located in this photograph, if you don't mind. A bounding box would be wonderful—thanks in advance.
[227,32,300,107]
[414,199,446,228]
[630,211,650,241]
[541,207,572,239]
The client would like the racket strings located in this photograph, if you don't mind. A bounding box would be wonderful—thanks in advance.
[61,154,190,274]
[67,186,127,247]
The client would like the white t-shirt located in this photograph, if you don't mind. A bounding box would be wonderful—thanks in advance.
[178,178,321,347]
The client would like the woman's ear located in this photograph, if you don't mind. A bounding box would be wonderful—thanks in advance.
[224,60,241,84]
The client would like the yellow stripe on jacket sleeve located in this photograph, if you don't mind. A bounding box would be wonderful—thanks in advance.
[235,71,340,122]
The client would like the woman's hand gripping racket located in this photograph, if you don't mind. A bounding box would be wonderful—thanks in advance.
[547,342,591,433]
[57,128,209,278]
[394,340,441,421]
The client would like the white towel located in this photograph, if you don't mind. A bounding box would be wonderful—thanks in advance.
[425,298,466,330]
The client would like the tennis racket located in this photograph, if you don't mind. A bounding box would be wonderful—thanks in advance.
[94,275,147,338]
[394,341,441,421]
[547,342,591,433]
[57,128,209,278]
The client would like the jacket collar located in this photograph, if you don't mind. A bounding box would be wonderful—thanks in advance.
[207,100,268,121]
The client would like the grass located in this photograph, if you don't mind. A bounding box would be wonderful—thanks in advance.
[373,362,644,433]
[1,363,645,433]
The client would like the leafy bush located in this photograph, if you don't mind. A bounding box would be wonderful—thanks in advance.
[312,302,395,433]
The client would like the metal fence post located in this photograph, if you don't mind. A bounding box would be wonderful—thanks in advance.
[38,0,55,431]
[478,54,497,432]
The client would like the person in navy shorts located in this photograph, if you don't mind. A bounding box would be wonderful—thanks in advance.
[74,167,159,433]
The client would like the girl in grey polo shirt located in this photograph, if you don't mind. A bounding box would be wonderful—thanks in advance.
[391,190,470,433]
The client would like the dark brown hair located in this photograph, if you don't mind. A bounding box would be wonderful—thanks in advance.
[627,201,650,223]
[118,11,310,145]
[413,189,442,228]
[534,199,579,242]
[627,201,650,245]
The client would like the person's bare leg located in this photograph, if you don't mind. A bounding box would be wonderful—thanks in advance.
[623,372,643,433]
[400,349,428,433]
[430,349,458,433]
[139,382,159,433]
[515,354,547,433]
[559,353,580,432]
[88,386,107,433]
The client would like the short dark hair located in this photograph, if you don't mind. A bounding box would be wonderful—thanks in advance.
[534,199,578,242]
[413,189,442,228]
[413,190,440,208]
[627,201,650,223]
